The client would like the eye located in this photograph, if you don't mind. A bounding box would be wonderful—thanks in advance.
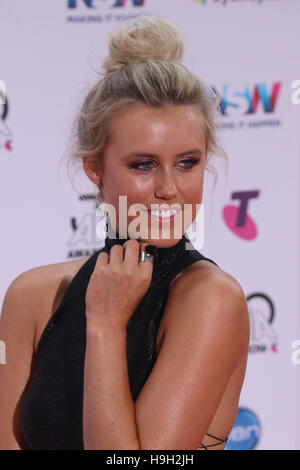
[178,158,201,168]
[130,161,154,171]
[130,158,200,172]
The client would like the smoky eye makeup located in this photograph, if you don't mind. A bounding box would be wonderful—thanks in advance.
[128,157,201,172]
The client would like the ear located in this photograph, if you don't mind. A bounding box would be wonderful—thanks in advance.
[82,157,102,186]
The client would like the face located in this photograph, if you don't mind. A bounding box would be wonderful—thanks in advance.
[83,103,207,248]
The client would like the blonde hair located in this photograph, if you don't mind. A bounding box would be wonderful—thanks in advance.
[65,15,227,207]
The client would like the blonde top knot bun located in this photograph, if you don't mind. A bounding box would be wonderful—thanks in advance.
[102,15,184,75]
[67,14,227,204]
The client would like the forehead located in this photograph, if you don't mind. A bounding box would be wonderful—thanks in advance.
[108,104,206,151]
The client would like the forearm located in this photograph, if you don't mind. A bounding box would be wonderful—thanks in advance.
[83,319,140,450]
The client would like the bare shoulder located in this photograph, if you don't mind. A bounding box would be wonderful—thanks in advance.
[0,256,91,449]
[166,259,250,355]
[2,256,91,351]
[171,257,240,288]
[171,258,248,309]
[8,256,90,311]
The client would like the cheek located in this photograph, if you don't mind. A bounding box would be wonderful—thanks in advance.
[180,173,204,199]
[119,173,154,200]
[104,169,154,210]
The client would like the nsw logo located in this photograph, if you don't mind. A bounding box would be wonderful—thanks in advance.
[212,82,281,117]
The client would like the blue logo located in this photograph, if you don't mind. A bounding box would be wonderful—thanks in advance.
[67,0,145,7]
[225,408,261,450]
[68,0,94,7]
[212,82,281,116]
[113,0,145,5]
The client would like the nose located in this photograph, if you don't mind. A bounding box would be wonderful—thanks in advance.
[154,168,177,200]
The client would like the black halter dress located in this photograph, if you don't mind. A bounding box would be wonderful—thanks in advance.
[20,227,228,450]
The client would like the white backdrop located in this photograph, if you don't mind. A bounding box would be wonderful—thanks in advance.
[0,0,299,450]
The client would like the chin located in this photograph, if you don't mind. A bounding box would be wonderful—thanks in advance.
[139,234,183,248]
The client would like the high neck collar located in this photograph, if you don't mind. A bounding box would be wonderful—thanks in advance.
[103,215,191,274]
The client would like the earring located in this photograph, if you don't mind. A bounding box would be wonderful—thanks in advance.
[95,186,104,216]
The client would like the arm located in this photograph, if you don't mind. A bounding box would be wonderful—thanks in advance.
[83,240,152,450]
[135,271,250,449]
[83,269,249,450]
[83,323,140,450]
[0,272,37,450]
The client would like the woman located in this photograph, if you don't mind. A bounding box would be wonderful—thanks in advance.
[0,15,250,450]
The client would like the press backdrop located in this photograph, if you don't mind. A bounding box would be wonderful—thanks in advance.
[0,0,299,450]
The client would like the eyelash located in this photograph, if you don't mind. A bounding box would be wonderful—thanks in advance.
[130,158,201,172]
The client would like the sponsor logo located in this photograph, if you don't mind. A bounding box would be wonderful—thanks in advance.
[68,0,94,7]
[213,83,281,116]
[112,0,145,6]
[68,0,145,6]
[247,292,278,354]
[0,81,6,105]
[195,0,294,6]
[66,0,146,23]
[222,190,259,241]
[226,408,261,450]
[0,89,13,152]
[66,193,101,259]
[212,82,282,131]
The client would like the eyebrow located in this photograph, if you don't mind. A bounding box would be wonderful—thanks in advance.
[121,148,203,160]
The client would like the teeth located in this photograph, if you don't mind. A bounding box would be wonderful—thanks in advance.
[149,209,178,218]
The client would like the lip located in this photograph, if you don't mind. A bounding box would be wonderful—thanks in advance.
[147,209,180,224]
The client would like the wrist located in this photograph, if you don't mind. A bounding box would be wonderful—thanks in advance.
[85,320,128,356]
[86,316,127,338]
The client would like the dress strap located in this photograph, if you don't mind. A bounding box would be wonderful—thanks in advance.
[197,432,228,450]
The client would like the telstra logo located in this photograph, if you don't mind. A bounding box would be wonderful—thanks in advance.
[222,191,260,240]
[212,83,281,116]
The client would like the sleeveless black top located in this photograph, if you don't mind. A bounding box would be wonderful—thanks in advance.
[20,230,226,450]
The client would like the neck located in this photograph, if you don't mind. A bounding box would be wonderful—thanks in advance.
[104,213,188,252]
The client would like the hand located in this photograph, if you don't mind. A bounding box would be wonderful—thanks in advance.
[85,239,154,331]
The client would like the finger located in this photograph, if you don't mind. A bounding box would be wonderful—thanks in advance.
[108,243,124,265]
[139,242,148,252]
[93,250,109,272]
[98,251,109,264]
[123,239,140,268]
